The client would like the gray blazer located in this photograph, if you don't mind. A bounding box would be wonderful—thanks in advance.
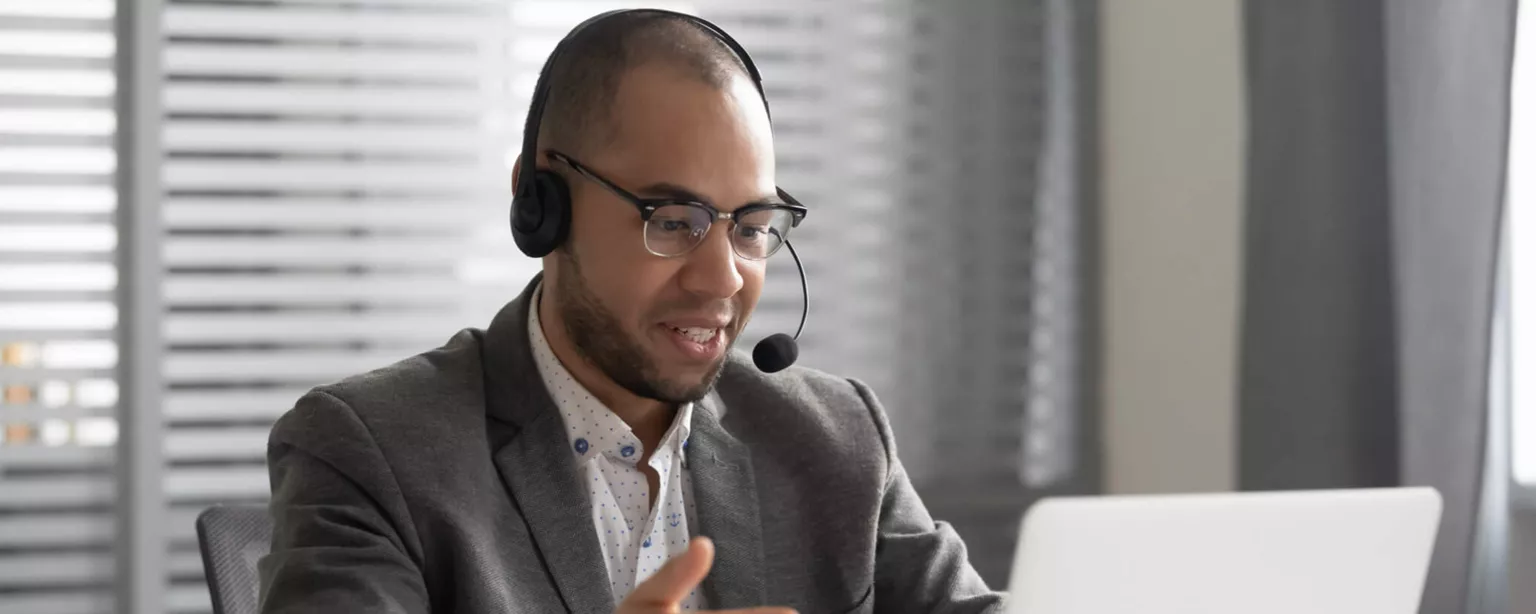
[259,277,1005,614]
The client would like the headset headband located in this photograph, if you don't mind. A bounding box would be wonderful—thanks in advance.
[516,9,769,200]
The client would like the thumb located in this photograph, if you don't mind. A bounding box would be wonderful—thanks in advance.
[624,537,714,607]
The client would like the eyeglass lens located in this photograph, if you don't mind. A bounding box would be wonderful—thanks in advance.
[644,204,796,260]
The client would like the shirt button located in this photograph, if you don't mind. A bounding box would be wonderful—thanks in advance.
[573,438,589,454]
[642,538,652,548]
[620,445,636,458]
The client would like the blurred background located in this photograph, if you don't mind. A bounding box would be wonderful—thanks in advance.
[0,0,1528,612]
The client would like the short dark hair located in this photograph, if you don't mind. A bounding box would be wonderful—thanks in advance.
[536,12,753,154]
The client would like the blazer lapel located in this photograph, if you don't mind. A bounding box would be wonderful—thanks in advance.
[688,391,766,609]
[493,414,614,614]
[483,276,614,614]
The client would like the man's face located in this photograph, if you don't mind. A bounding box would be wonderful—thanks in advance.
[550,63,776,403]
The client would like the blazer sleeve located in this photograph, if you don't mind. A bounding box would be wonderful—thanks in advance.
[259,390,431,614]
[852,379,1008,614]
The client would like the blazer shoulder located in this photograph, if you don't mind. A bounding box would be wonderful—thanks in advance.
[273,328,490,448]
[732,357,866,400]
[720,351,879,410]
[328,328,485,408]
[716,353,892,459]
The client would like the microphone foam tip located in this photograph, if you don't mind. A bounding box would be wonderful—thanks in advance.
[752,333,799,374]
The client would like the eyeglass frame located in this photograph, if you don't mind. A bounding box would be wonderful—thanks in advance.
[545,149,808,260]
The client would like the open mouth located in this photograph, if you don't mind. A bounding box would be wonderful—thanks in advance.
[660,323,726,361]
[671,326,718,344]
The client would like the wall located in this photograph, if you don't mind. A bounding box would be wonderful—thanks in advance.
[1513,505,1536,611]
[1098,0,1245,494]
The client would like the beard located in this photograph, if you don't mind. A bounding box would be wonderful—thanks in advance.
[552,249,731,404]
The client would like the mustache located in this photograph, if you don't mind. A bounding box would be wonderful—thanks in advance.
[651,298,742,324]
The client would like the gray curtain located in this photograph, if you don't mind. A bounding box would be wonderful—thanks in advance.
[1240,1,1516,613]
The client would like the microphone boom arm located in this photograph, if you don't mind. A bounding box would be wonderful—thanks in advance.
[783,239,807,340]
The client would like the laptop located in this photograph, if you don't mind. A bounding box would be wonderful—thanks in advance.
[1004,487,1442,614]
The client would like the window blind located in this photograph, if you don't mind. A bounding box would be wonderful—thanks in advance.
[152,1,515,611]
[0,1,121,613]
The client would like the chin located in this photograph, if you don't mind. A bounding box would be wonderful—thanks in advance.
[651,359,728,403]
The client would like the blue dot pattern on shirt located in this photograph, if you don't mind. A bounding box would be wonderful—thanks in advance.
[528,287,702,610]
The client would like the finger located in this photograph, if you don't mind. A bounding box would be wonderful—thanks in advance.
[625,537,715,607]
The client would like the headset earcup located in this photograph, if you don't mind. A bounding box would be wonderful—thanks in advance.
[510,170,572,258]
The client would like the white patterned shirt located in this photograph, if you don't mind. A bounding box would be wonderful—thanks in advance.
[528,289,703,610]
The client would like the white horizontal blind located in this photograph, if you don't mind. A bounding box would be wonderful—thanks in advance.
[0,1,121,613]
[154,1,516,611]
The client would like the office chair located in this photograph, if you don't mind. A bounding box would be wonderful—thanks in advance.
[196,504,273,614]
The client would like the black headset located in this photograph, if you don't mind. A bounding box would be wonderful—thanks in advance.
[509,8,771,258]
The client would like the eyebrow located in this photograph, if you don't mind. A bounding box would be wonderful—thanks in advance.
[635,181,787,209]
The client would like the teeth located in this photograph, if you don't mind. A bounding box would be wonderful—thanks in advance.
[674,326,716,344]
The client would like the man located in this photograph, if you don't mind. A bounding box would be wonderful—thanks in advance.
[259,10,1005,614]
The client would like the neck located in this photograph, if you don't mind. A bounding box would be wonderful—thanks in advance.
[537,286,675,448]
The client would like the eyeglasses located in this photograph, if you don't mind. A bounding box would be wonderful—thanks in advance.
[547,150,807,260]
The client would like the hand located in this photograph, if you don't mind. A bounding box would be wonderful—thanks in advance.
[617,537,796,614]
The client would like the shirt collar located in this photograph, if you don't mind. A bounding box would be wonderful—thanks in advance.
[528,284,693,466]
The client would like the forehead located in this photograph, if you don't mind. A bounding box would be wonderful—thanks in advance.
[595,63,775,196]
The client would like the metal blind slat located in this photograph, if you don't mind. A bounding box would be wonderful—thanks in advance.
[163,5,499,42]
[167,584,213,614]
[163,44,486,79]
[0,0,113,20]
[165,351,426,382]
[165,313,457,343]
[164,237,471,266]
[0,476,114,508]
[164,467,268,500]
[0,553,113,587]
[163,82,486,116]
[164,428,267,461]
[164,275,464,305]
[162,160,484,191]
[0,445,113,466]
[164,122,484,155]
[0,593,113,614]
[0,68,113,97]
[164,389,313,422]
[164,201,486,230]
[196,0,493,6]
[0,513,113,547]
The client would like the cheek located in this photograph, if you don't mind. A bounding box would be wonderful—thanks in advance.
[736,261,767,308]
[568,201,654,315]
[569,195,634,247]
[573,240,674,326]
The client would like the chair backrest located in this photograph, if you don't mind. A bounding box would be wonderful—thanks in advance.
[196,504,273,614]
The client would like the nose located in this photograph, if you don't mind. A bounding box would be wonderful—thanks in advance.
[677,222,744,301]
